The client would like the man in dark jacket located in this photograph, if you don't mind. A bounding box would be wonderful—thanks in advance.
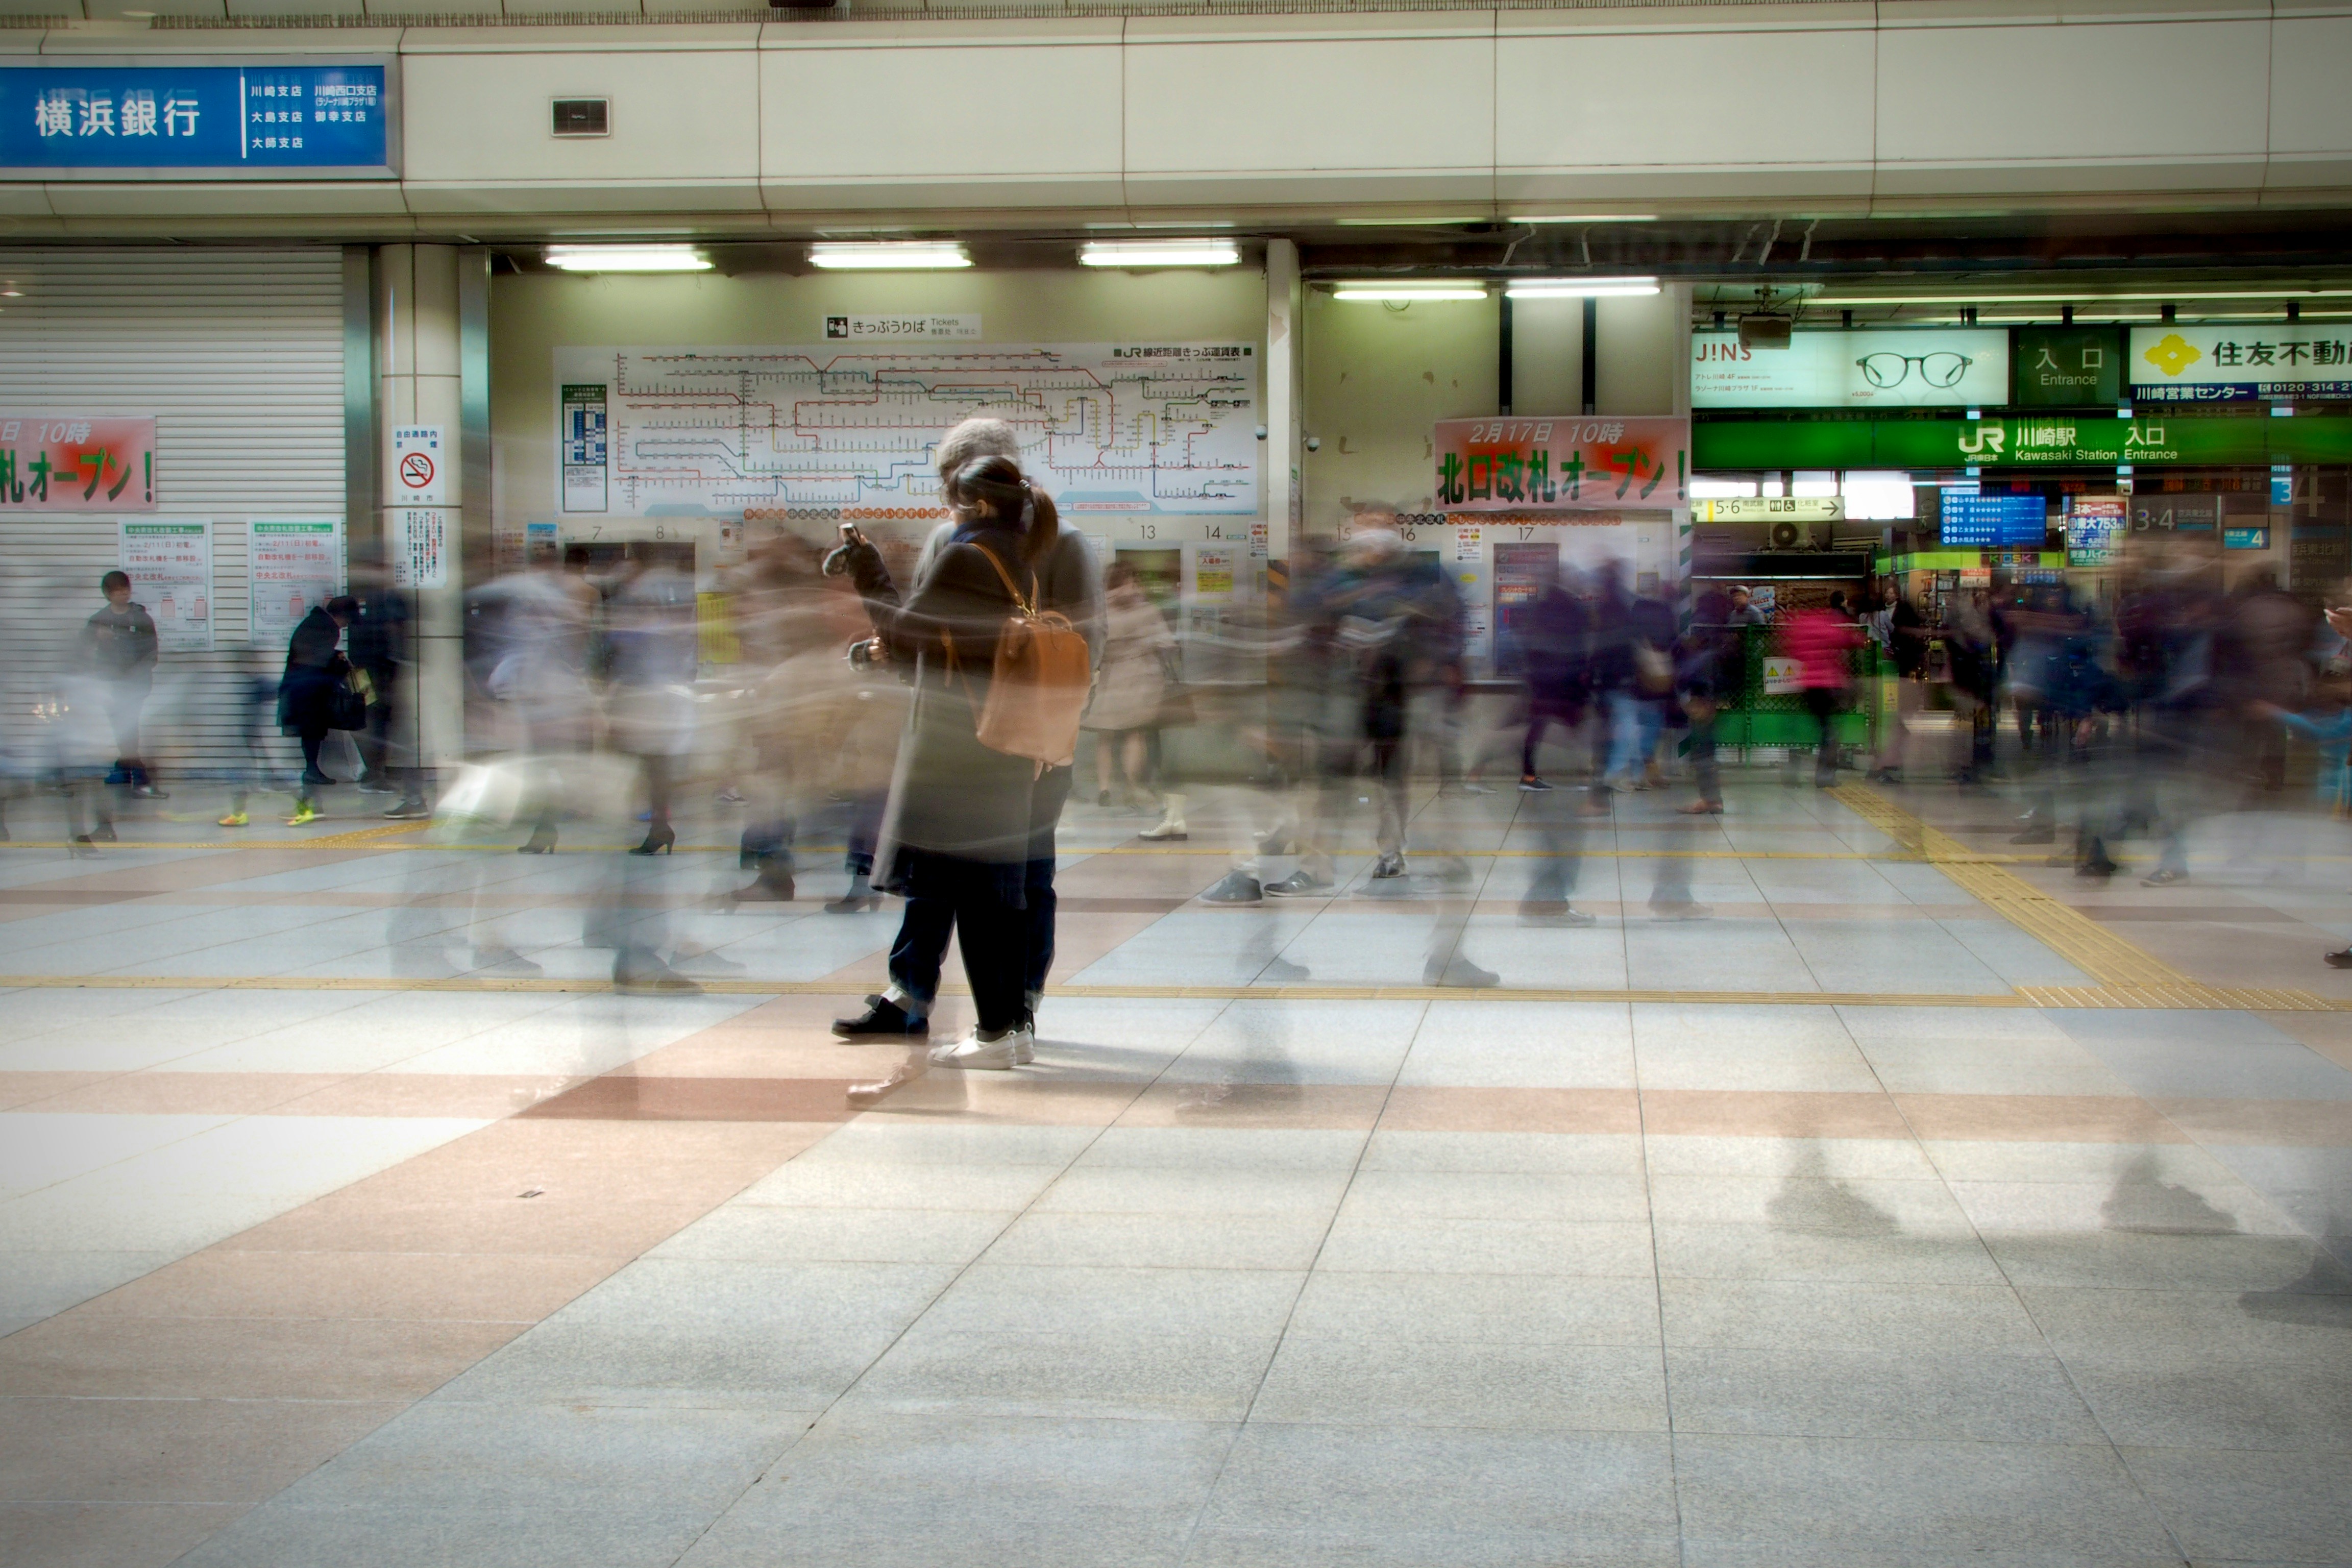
[81,570,163,798]
[278,595,356,823]
[1517,565,1589,792]
[347,573,426,818]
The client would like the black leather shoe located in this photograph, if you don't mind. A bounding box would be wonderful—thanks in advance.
[832,996,929,1039]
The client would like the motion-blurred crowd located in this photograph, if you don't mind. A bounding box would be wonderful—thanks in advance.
[14,421,2352,1076]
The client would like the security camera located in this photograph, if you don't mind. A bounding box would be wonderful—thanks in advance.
[1255,425,1269,440]
[1305,435,1321,452]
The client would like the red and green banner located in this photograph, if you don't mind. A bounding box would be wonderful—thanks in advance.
[0,414,155,510]
[1435,416,1689,510]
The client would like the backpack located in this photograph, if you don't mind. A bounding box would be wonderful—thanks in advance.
[948,542,1093,770]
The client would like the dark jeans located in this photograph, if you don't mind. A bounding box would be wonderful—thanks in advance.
[1521,698,1582,777]
[107,686,150,786]
[886,852,1027,1035]
[1803,687,1842,781]
[1024,764,1075,1004]
[297,723,329,784]
[1687,702,1721,805]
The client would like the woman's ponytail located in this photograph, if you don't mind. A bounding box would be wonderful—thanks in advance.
[1020,481,1061,568]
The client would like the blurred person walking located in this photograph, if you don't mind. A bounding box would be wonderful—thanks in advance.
[348,569,426,818]
[1516,557,1589,793]
[1944,590,2001,786]
[1782,595,1863,789]
[1873,583,1933,785]
[1676,585,1739,815]
[277,594,358,826]
[81,570,162,799]
[1086,561,1177,819]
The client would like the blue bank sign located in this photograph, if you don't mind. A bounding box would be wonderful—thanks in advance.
[0,58,395,178]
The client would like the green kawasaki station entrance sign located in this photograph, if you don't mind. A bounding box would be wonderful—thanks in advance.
[1694,415,2352,470]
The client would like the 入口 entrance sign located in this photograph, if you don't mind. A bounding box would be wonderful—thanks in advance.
[0,60,394,178]
[0,415,155,511]
[2015,327,2123,407]
[1692,329,2010,410]
[1433,418,1689,512]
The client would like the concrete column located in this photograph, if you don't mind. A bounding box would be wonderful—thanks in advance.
[375,243,467,772]
[1263,237,1303,568]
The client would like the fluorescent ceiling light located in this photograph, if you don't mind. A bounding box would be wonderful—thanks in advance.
[1504,277,1659,299]
[543,244,710,273]
[1332,282,1489,302]
[1083,222,1237,231]
[808,242,971,271]
[1079,239,1240,268]
[1809,287,2352,307]
[1333,216,1486,227]
[1508,213,1658,224]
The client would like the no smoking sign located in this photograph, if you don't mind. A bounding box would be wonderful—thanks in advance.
[390,426,447,505]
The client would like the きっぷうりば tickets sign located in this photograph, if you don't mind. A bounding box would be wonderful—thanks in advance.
[1433,418,1689,513]
[0,415,155,511]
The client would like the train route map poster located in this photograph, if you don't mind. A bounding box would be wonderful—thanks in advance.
[554,343,1259,519]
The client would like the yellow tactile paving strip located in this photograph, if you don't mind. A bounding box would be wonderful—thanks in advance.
[1827,785,2336,1010]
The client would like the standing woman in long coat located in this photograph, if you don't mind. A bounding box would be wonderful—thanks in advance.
[839,454,1056,1079]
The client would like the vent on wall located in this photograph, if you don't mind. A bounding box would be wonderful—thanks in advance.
[551,99,609,138]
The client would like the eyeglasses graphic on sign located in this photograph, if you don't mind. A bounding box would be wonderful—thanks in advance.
[1855,351,1974,389]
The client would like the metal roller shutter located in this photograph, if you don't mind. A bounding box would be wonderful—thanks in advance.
[0,246,347,780]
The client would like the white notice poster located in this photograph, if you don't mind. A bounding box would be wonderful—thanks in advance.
[118,519,212,652]
[392,508,449,591]
[248,519,344,648]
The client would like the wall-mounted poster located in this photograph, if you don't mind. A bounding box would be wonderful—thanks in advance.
[118,518,211,652]
[392,507,448,591]
[248,518,343,647]
[1691,330,2010,409]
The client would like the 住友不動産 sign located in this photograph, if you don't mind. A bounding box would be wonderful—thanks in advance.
[0,60,393,177]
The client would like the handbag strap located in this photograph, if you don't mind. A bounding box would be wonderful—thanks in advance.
[967,540,1038,619]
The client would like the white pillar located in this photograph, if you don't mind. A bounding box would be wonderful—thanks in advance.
[1263,237,1303,569]
[375,243,467,771]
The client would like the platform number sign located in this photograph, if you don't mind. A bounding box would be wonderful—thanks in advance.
[390,425,446,505]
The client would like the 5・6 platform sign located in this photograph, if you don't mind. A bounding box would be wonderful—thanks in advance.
[0,59,395,178]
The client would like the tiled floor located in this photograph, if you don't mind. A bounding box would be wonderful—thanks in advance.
[2,773,2348,1567]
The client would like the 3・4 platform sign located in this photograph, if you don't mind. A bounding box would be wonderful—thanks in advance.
[0,415,155,511]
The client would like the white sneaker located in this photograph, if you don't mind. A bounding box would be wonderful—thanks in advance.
[927,1028,1027,1070]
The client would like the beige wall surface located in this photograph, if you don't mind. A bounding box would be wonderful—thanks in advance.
[6,2,2351,233]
